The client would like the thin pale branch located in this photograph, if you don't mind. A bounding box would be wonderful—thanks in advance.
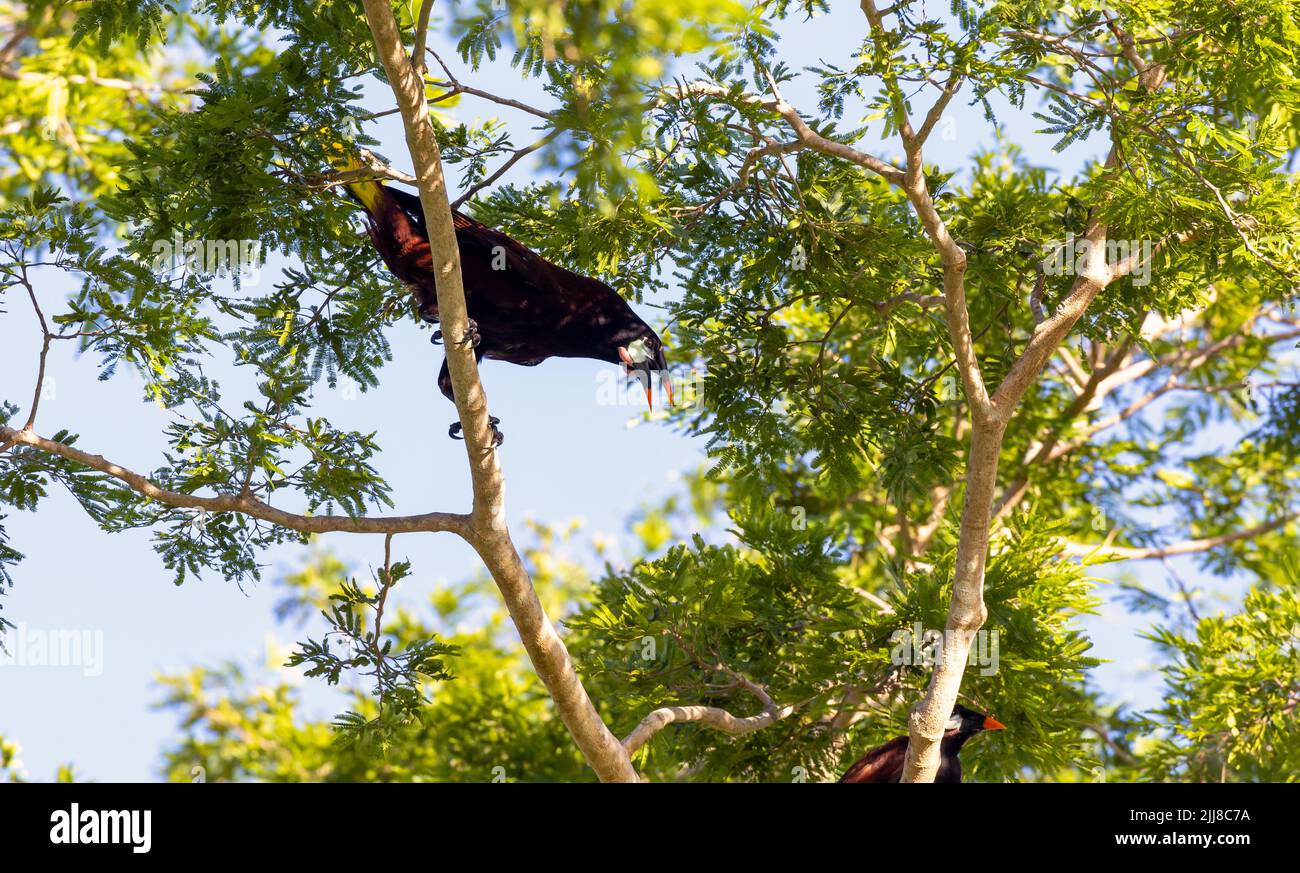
[661,81,907,187]
[1060,515,1297,561]
[0,426,472,536]
[622,701,799,757]
[424,48,554,120]
[450,131,556,210]
[411,0,434,75]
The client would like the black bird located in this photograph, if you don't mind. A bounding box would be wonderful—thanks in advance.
[340,164,673,444]
[838,704,1004,783]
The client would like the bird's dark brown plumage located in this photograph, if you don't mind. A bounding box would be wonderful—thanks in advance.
[347,179,670,410]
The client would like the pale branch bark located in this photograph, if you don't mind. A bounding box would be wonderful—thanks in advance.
[912,483,953,554]
[872,291,945,315]
[757,666,902,783]
[1055,346,1091,394]
[0,26,27,66]
[901,26,1233,779]
[900,419,1006,781]
[861,1,988,424]
[618,636,814,762]
[854,0,1020,783]
[327,152,420,186]
[1089,722,1139,767]
[1103,314,1298,400]
[411,0,433,75]
[897,127,1122,778]
[1029,269,1048,325]
[358,0,638,783]
[990,337,1135,519]
[1103,13,1169,93]
[824,668,906,769]
[1106,17,1148,84]
[828,685,871,736]
[674,136,804,217]
[991,217,1114,416]
[622,701,800,757]
[1059,514,1297,561]
[0,425,473,536]
[767,91,908,188]
[860,1,917,145]
[711,661,778,709]
[851,585,896,613]
[913,70,964,147]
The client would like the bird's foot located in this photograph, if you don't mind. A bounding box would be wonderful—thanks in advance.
[448,416,503,447]
[456,319,481,348]
[430,329,443,345]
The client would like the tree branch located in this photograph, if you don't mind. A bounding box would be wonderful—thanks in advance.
[424,49,554,120]
[622,701,799,757]
[358,0,638,783]
[411,0,434,75]
[1060,515,1297,561]
[873,290,945,315]
[18,263,52,432]
[450,131,556,211]
[661,81,907,187]
[0,426,472,537]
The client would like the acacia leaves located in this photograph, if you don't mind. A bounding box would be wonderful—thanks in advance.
[1142,574,1300,781]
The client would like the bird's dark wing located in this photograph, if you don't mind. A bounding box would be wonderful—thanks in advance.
[453,211,544,273]
[385,187,545,282]
[383,185,428,237]
[838,735,909,783]
[365,184,651,367]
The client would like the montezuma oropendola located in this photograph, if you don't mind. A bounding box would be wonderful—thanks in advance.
[338,161,673,445]
[838,704,1005,783]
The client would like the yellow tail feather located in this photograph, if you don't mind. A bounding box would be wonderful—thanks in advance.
[327,143,384,212]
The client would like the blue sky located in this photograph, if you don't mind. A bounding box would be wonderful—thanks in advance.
[0,4,1232,780]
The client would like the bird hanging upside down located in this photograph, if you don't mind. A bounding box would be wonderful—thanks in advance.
[838,704,1005,783]
[338,162,673,446]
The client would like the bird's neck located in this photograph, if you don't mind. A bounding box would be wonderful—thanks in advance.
[942,729,976,754]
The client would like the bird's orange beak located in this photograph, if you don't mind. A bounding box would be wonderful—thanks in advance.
[983,716,1006,731]
[619,345,659,410]
[663,373,675,407]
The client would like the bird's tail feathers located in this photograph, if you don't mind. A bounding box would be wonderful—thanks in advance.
[327,144,386,213]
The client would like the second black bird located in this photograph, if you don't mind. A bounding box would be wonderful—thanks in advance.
[839,704,1005,783]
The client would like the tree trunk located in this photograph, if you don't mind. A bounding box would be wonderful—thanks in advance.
[900,419,1006,781]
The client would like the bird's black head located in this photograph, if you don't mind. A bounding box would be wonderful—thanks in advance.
[614,328,673,409]
[947,704,1005,736]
